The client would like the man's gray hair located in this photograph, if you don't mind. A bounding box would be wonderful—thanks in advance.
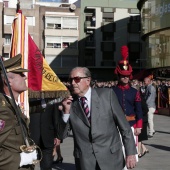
[70,67,91,77]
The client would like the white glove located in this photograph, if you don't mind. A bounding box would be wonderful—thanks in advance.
[20,150,37,167]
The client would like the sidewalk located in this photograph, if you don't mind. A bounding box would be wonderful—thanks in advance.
[36,114,170,170]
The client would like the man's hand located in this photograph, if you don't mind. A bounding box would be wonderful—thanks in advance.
[61,96,73,114]
[126,155,137,169]
[54,138,61,146]
[134,128,141,136]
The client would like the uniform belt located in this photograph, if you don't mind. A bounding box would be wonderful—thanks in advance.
[126,115,136,121]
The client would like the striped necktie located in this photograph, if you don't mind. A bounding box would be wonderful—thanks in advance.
[80,97,91,122]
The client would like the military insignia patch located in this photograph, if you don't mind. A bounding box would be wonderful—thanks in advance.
[1,99,6,106]
[0,119,5,132]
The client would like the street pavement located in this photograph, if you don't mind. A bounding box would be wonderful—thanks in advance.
[35,114,170,170]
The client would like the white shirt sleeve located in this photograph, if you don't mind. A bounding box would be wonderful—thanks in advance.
[62,113,70,123]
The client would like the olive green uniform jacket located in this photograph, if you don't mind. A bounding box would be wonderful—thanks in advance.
[0,93,32,170]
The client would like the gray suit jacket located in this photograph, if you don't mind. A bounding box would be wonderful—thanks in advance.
[145,84,156,109]
[58,88,137,170]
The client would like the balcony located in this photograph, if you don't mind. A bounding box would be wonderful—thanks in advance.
[85,21,96,29]
[128,23,141,33]
[44,29,79,37]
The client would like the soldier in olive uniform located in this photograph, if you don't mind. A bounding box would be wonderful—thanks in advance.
[0,54,37,170]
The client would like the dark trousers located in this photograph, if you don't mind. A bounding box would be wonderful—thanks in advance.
[29,113,53,170]
[96,162,101,170]
[40,144,53,170]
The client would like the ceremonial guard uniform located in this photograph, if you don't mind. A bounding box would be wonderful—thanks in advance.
[113,85,143,128]
[0,55,36,170]
[113,46,143,168]
[113,45,143,129]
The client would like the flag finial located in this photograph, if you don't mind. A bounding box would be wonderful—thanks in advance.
[16,0,20,12]
[16,0,22,13]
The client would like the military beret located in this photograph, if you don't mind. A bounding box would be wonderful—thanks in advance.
[0,54,29,73]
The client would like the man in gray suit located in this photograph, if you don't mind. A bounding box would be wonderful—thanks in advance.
[144,77,156,138]
[58,67,137,170]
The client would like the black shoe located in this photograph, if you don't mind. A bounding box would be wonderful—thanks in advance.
[138,150,148,158]
[153,131,156,135]
[138,153,143,158]
[53,157,63,164]
[148,134,153,138]
[145,149,149,153]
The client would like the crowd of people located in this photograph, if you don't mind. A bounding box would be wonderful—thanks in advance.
[63,78,170,106]
[0,46,169,170]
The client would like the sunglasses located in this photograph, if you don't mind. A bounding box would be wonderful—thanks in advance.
[69,76,89,83]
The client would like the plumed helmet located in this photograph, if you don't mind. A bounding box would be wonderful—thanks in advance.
[114,45,133,79]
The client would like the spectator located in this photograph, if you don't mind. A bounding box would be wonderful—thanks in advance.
[29,98,62,170]
[91,15,96,27]
[53,138,63,164]
[144,77,156,138]
[138,92,149,158]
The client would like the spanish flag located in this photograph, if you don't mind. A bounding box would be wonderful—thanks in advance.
[10,9,69,116]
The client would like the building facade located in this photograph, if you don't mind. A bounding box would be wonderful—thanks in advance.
[0,0,80,79]
[1,0,147,81]
[137,0,170,78]
[79,0,146,80]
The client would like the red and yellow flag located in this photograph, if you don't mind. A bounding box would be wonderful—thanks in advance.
[28,34,67,92]
[10,10,69,116]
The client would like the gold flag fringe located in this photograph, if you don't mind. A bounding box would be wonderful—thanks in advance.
[28,89,70,99]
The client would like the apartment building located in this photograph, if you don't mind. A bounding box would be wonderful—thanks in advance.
[79,0,146,80]
[0,0,80,78]
[1,0,146,80]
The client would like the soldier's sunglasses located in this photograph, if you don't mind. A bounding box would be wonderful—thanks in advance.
[69,76,89,83]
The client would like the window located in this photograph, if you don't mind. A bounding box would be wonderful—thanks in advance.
[128,15,141,33]
[46,36,61,48]
[46,43,61,48]
[128,23,141,33]
[102,52,114,60]
[3,1,8,7]
[85,50,95,66]
[102,13,114,22]
[46,23,61,29]
[62,36,78,48]
[103,32,114,41]
[4,15,15,25]
[4,34,11,45]
[129,15,140,22]
[45,16,78,30]
[45,17,61,29]
[26,16,35,26]
[62,17,78,30]
[45,36,78,49]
